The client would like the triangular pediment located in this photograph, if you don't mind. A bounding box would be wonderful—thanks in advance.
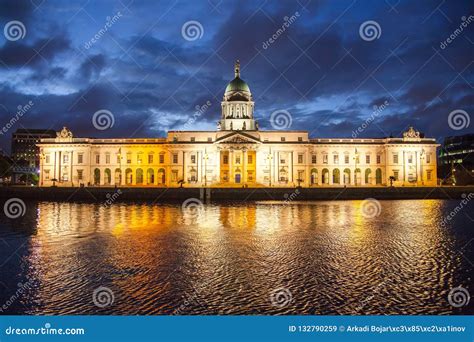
[215,132,261,144]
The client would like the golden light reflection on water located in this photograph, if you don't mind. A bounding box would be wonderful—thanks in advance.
[2,199,471,315]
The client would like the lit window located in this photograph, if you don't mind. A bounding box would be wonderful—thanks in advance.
[137,154,142,164]
[334,154,339,164]
[78,153,83,164]
[148,154,153,164]
[63,154,69,163]
[223,155,229,164]
[298,154,304,164]
[311,154,316,164]
[344,155,349,164]
[427,170,432,180]
[248,155,253,164]
[44,170,50,180]
[95,154,100,164]
[172,170,178,181]
[426,153,431,163]
[366,155,370,164]
[323,154,328,164]
[77,170,83,181]
[408,154,413,164]
[191,155,196,164]
[106,154,110,164]
[236,156,241,164]
[45,154,50,164]
[127,153,132,164]
[172,154,178,164]
[393,170,399,180]
[159,154,164,164]
[393,154,399,164]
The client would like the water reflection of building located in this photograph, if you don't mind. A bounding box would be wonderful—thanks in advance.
[38,61,438,188]
[438,134,474,185]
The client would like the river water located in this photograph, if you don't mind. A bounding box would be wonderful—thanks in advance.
[0,199,473,315]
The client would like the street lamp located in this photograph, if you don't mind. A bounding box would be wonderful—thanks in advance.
[203,152,209,187]
[267,153,273,187]
[353,148,359,186]
[420,148,425,186]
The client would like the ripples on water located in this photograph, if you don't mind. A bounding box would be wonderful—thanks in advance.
[0,200,472,315]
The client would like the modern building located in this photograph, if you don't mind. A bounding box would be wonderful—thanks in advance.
[438,134,474,185]
[12,128,57,168]
[38,62,439,188]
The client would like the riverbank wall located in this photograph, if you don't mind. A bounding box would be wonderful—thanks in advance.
[0,186,472,203]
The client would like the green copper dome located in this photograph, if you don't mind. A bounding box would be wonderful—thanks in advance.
[225,77,250,93]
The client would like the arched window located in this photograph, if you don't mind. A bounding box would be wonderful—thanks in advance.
[125,168,133,185]
[376,168,382,185]
[147,168,154,184]
[354,168,361,185]
[365,168,372,185]
[104,168,111,185]
[94,168,100,185]
[136,168,144,184]
[311,168,318,185]
[343,168,351,185]
[322,168,329,184]
[158,168,166,184]
[333,168,340,184]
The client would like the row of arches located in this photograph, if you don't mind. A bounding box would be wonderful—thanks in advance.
[311,168,383,185]
[93,168,166,185]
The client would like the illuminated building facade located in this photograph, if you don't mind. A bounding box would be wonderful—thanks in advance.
[38,62,439,187]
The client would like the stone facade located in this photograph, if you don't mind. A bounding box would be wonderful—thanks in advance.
[38,63,438,188]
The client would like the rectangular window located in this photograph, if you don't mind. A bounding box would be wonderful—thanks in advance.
[280,158,285,164]
[248,155,253,164]
[223,155,228,164]
[393,170,399,181]
[298,170,304,181]
[137,155,142,164]
[366,155,370,164]
[45,154,50,164]
[63,154,69,163]
[377,155,381,164]
[126,153,131,164]
[298,154,304,164]
[311,154,317,164]
[408,154,413,164]
[236,156,241,164]
[191,155,196,164]
[344,155,349,164]
[298,137,303,142]
[78,153,83,164]
[148,154,153,164]
[117,155,121,163]
[323,154,328,164]
[281,137,286,142]
[159,154,164,164]
[207,137,212,142]
[172,154,178,164]
[95,154,100,164]
[172,170,178,181]
[426,153,431,163]
[190,137,195,142]
[427,170,432,180]
[106,154,110,164]
[77,169,83,181]
[334,154,339,164]
[173,136,178,142]
[393,154,399,164]
[247,171,254,181]
[44,169,50,180]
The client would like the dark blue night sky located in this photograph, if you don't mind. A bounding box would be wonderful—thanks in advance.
[0,0,472,152]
